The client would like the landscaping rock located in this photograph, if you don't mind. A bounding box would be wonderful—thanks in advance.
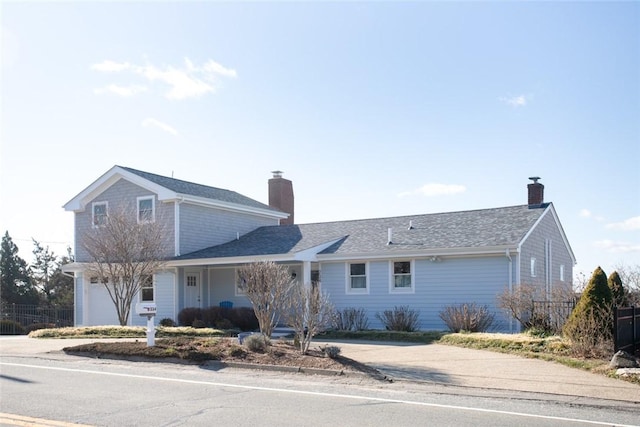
[609,350,640,369]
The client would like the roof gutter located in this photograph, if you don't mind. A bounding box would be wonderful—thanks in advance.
[316,245,519,262]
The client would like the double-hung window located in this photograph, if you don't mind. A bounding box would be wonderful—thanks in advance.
[531,258,537,277]
[141,275,154,302]
[391,260,414,292]
[348,263,368,293]
[92,201,108,227]
[137,196,155,223]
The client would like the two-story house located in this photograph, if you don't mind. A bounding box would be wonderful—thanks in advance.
[63,166,575,331]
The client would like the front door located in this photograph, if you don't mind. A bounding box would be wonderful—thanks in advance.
[185,272,201,308]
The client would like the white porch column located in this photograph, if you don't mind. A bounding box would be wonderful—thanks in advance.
[303,261,312,289]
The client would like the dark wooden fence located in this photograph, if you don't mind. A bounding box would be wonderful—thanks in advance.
[1,303,74,334]
[614,306,640,355]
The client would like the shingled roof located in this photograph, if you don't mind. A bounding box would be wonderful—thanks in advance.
[120,166,277,212]
[176,204,548,260]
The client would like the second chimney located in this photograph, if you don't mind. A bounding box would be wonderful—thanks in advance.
[269,171,294,225]
[527,176,544,208]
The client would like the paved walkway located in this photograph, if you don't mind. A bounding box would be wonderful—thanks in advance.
[2,336,639,404]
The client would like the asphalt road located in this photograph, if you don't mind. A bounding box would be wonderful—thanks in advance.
[1,353,638,427]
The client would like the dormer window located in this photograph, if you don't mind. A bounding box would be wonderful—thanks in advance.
[137,196,155,223]
[92,201,108,227]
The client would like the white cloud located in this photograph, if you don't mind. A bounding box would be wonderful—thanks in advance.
[142,118,178,136]
[606,216,640,231]
[203,60,238,78]
[91,60,131,72]
[579,209,592,218]
[500,94,529,107]
[137,63,214,100]
[94,84,147,97]
[594,240,640,253]
[579,208,605,222]
[398,183,466,197]
[92,57,237,100]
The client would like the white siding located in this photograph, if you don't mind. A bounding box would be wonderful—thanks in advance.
[74,276,83,326]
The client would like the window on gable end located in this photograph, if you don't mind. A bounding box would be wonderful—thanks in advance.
[92,201,108,227]
[137,196,155,223]
[560,264,565,282]
[531,258,537,277]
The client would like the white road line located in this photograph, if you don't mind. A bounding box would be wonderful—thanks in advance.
[1,362,636,427]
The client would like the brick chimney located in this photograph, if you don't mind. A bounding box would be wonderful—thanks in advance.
[269,171,294,225]
[527,176,544,208]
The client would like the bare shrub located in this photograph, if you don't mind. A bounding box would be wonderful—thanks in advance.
[320,345,341,359]
[376,306,420,332]
[177,307,202,326]
[439,303,495,333]
[333,307,369,331]
[498,283,576,334]
[563,304,614,358]
[244,334,270,352]
[282,283,335,354]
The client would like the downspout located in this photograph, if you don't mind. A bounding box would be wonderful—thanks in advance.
[506,249,513,333]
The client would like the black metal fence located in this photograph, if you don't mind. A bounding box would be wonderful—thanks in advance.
[1,303,74,334]
[532,300,576,332]
[614,306,639,355]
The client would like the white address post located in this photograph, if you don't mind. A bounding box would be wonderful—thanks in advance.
[136,303,157,347]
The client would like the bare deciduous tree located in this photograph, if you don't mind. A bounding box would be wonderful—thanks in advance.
[498,282,576,333]
[614,263,640,306]
[283,283,335,354]
[82,206,166,326]
[237,261,294,340]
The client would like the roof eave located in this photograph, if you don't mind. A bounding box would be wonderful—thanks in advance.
[63,166,175,212]
[173,194,288,220]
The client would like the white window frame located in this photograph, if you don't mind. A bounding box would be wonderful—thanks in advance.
[389,260,415,293]
[92,201,108,228]
[137,196,155,223]
[346,262,369,294]
[531,257,537,277]
[140,275,154,302]
[560,264,565,282]
[234,268,246,296]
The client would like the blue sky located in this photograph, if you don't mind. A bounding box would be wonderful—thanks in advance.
[1,1,638,281]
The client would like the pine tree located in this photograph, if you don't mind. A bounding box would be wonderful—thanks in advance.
[608,271,627,307]
[31,239,58,304]
[1,231,39,305]
[563,266,612,343]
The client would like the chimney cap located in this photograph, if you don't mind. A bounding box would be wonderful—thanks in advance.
[271,170,284,178]
[528,176,541,183]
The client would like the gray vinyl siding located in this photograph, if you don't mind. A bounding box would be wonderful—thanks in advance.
[74,178,175,262]
[178,203,278,255]
[520,209,574,294]
[322,256,512,331]
[209,267,251,308]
